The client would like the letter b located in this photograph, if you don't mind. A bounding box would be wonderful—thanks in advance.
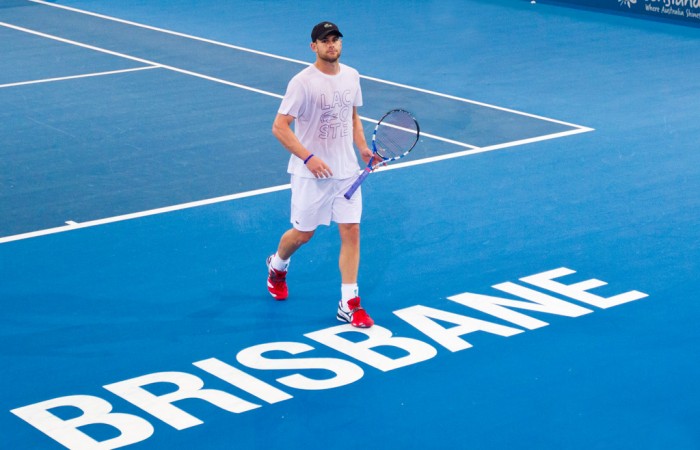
[11,395,153,449]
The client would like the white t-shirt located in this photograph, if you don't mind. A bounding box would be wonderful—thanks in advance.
[278,63,363,179]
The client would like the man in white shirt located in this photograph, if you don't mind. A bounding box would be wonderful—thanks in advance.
[267,21,374,328]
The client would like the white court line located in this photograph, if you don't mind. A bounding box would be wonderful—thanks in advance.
[29,0,588,130]
[0,65,159,89]
[0,127,592,245]
[0,184,291,245]
[360,75,588,130]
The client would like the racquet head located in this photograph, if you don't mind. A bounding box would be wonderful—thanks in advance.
[372,109,420,165]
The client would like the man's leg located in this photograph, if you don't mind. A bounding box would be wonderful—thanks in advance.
[338,223,359,283]
[267,228,315,300]
[276,228,315,260]
[337,223,373,328]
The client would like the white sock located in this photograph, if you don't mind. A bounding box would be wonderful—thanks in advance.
[340,283,359,310]
[271,253,290,272]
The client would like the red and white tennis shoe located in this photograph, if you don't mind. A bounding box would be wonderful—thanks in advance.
[266,255,288,300]
[337,297,374,328]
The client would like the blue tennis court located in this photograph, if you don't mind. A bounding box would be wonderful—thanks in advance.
[1,1,698,449]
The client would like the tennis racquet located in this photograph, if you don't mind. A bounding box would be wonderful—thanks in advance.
[344,109,420,199]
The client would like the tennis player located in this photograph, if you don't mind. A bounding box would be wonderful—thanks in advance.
[267,21,374,328]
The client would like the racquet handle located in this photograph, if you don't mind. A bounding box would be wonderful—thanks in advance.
[344,167,371,199]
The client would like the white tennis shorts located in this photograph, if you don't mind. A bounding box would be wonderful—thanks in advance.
[290,175,362,231]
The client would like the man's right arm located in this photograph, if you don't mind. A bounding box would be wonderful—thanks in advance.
[272,113,332,178]
[272,113,311,161]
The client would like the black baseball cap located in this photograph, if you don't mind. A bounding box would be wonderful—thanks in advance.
[311,21,343,42]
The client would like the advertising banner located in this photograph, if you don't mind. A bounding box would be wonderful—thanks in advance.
[543,0,700,27]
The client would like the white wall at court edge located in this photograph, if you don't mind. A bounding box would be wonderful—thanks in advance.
[10,267,648,449]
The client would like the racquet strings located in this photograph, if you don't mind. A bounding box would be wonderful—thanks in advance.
[374,110,419,160]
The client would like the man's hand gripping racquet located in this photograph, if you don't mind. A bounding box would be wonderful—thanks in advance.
[344,109,420,199]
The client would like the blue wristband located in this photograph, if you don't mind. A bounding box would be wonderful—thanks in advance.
[303,154,314,165]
